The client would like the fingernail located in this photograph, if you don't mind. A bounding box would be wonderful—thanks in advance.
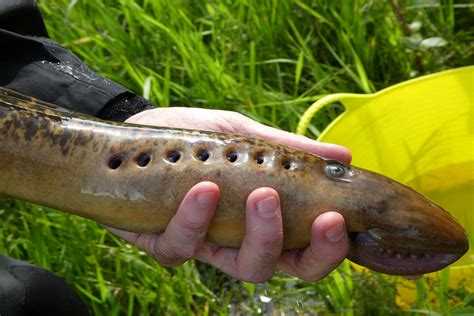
[256,196,279,218]
[325,222,345,242]
[196,191,216,207]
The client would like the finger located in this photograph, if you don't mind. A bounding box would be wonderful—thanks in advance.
[107,182,219,267]
[149,181,219,266]
[196,188,283,283]
[249,124,352,163]
[277,212,349,281]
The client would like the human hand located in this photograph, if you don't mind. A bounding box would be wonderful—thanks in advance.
[106,108,351,282]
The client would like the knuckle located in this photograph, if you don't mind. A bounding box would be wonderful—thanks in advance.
[143,235,156,256]
[222,113,249,133]
[180,218,207,240]
[151,240,188,267]
[181,216,205,233]
[180,228,203,242]
[254,236,283,257]
[152,250,184,267]
[255,232,283,250]
[255,249,279,266]
[168,243,197,260]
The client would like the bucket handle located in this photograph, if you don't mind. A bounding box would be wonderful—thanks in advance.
[296,93,374,136]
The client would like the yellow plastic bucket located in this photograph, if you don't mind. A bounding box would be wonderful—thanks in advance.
[297,66,474,303]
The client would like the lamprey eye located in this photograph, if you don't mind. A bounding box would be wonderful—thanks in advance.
[326,163,346,178]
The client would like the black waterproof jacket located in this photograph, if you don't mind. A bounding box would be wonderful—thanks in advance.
[0,0,153,121]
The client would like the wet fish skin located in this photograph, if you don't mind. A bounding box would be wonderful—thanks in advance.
[0,87,469,275]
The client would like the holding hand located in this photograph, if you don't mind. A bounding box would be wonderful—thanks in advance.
[107,108,351,283]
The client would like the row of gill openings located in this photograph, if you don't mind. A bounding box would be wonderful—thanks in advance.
[107,147,294,170]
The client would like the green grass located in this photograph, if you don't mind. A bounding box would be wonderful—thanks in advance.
[1,0,473,314]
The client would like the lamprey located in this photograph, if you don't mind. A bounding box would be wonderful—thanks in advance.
[0,87,469,276]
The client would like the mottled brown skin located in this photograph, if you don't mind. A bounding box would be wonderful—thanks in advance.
[0,87,469,276]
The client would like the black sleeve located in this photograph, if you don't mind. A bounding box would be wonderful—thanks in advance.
[0,0,153,122]
[0,254,91,316]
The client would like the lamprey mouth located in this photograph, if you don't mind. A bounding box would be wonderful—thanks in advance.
[347,233,468,276]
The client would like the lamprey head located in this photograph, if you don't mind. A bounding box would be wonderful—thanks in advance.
[320,160,469,276]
